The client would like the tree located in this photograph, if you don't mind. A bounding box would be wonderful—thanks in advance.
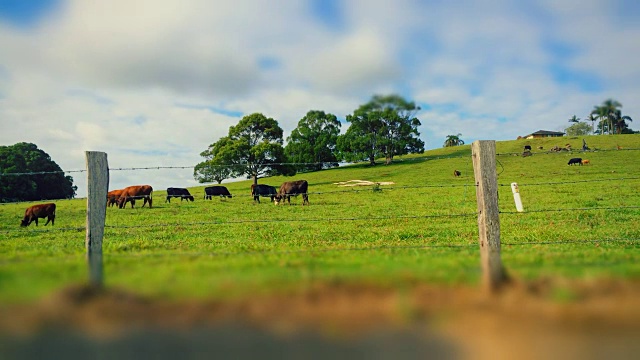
[194,113,293,185]
[285,110,341,172]
[193,141,232,184]
[0,142,76,202]
[565,122,592,136]
[443,133,465,147]
[568,115,580,123]
[337,94,424,165]
[590,99,629,135]
[585,113,597,134]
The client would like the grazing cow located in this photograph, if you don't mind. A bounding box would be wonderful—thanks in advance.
[204,186,232,200]
[21,203,56,227]
[274,180,309,205]
[524,145,532,151]
[538,146,543,150]
[107,189,123,207]
[567,158,582,166]
[453,170,461,177]
[117,185,153,208]
[251,184,277,203]
[166,187,194,203]
[581,159,591,165]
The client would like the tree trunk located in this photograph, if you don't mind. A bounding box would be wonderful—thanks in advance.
[253,174,258,185]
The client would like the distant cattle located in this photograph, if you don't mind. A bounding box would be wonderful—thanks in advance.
[204,186,232,200]
[274,180,309,205]
[524,145,532,151]
[581,159,590,165]
[567,158,582,166]
[166,187,194,203]
[453,170,461,177]
[117,185,153,208]
[251,184,277,203]
[21,203,56,227]
[107,189,123,207]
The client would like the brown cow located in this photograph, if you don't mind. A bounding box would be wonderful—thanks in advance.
[274,180,309,205]
[117,185,153,209]
[453,170,461,177]
[581,159,591,165]
[107,189,124,207]
[21,203,56,227]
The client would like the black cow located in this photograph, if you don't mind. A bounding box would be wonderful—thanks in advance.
[524,145,532,151]
[166,187,194,203]
[274,180,309,205]
[251,184,277,203]
[568,157,582,166]
[204,186,232,200]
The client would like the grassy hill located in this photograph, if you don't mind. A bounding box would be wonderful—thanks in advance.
[0,134,639,303]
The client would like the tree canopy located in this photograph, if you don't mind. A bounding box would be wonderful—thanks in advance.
[565,121,592,136]
[337,94,424,165]
[285,110,341,172]
[0,142,77,202]
[590,99,634,134]
[194,113,293,185]
[443,133,465,147]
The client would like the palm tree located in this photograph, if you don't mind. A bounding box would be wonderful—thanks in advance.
[568,115,580,123]
[585,113,597,134]
[610,112,633,134]
[591,99,622,135]
[443,133,465,147]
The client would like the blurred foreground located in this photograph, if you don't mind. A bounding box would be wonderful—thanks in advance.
[1,279,639,360]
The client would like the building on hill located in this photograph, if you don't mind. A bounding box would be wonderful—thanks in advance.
[522,130,565,139]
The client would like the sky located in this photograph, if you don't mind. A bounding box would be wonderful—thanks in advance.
[1,0,639,197]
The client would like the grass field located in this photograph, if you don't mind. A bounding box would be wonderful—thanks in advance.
[1,134,639,304]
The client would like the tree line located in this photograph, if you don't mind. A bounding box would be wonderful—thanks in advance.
[566,99,635,136]
[194,94,425,185]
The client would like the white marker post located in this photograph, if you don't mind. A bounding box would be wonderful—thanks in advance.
[511,182,524,212]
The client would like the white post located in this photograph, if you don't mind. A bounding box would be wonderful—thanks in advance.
[511,183,524,212]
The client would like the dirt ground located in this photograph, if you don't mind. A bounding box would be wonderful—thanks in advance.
[1,278,639,359]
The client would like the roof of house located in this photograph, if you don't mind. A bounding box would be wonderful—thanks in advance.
[525,130,565,137]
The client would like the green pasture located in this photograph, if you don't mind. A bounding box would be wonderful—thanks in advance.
[1,135,639,303]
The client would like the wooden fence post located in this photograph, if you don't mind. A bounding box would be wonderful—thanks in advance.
[471,140,508,292]
[85,151,109,288]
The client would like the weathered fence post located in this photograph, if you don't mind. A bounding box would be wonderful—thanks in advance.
[85,151,109,288]
[471,140,508,292]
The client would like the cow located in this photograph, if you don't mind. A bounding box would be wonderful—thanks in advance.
[274,180,309,205]
[524,145,532,151]
[107,189,123,207]
[581,159,591,165]
[567,158,582,166]
[166,187,194,203]
[251,184,277,203]
[204,186,232,200]
[21,203,56,227]
[453,170,461,177]
[117,185,153,209]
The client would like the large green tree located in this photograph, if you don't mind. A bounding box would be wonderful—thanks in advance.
[565,122,592,136]
[0,142,76,202]
[194,113,293,185]
[337,94,424,165]
[285,110,341,172]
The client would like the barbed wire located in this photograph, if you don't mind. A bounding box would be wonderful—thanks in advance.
[0,212,479,234]
[2,237,637,265]
[496,147,640,157]
[499,206,640,214]
[498,176,640,187]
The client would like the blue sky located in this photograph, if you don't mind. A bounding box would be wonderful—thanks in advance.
[1,0,639,196]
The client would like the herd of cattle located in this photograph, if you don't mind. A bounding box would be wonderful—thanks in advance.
[19,180,310,227]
